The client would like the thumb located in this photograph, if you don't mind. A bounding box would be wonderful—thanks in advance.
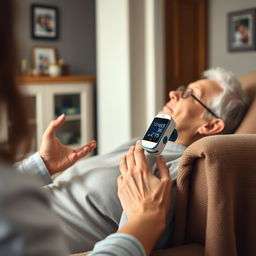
[156,156,170,180]
[44,114,66,139]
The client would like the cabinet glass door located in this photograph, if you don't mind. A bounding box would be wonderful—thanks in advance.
[54,94,81,146]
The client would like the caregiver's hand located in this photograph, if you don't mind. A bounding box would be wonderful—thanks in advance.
[117,140,173,255]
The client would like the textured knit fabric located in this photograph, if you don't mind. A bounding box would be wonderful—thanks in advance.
[172,134,256,256]
[236,70,256,134]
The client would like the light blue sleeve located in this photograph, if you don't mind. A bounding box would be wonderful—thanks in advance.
[13,152,52,185]
[88,233,146,256]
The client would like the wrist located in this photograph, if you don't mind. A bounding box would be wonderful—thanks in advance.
[39,153,54,176]
[129,210,167,234]
[118,212,167,255]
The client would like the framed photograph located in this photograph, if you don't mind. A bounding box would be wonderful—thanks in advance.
[228,8,256,52]
[32,46,57,75]
[31,4,59,40]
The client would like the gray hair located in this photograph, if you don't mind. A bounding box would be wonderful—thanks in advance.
[202,67,248,134]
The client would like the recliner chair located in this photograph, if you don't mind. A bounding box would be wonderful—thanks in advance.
[72,71,256,256]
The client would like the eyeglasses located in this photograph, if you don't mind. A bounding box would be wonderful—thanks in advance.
[177,86,220,119]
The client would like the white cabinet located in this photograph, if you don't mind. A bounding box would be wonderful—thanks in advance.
[18,76,96,153]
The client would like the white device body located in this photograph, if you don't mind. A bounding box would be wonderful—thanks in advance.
[141,114,176,155]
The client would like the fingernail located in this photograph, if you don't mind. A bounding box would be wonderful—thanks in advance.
[58,114,64,119]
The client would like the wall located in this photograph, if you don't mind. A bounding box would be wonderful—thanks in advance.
[96,0,132,154]
[209,0,256,76]
[96,0,165,154]
[16,0,96,75]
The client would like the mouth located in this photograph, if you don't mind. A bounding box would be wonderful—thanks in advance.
[163,104,173,114]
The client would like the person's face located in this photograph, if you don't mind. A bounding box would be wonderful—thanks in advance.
[39,16,47,25]
[161,79,223,134]
[238,24,247,34]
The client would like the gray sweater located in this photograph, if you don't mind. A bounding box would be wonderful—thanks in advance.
[15,138,186,253]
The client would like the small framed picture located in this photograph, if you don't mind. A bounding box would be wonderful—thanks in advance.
[31,4,59,40]
[32,46,57,75]
[227,8,256,52]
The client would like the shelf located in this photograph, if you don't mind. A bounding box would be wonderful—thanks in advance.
[17,75,96,84]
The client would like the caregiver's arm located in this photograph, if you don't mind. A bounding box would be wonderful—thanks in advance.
[88,141,172,256]
[118,141,173,255]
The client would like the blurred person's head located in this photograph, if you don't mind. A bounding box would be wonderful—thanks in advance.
[161,67,248,146]
[37,15,47,27]
[236,23,249,43]
[0,0,30,162]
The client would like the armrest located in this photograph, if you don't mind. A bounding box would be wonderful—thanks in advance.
[172,134,256,256]
[239,70,256,101]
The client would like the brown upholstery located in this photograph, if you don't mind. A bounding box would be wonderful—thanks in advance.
[236,71,256,134]
[172,134,256,256]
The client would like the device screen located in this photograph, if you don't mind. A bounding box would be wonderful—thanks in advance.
[143,117,169,143]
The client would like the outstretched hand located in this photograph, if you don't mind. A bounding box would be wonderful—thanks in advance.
[39,114,96,175]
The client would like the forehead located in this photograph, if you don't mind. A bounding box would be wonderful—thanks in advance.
[189,79,223,98]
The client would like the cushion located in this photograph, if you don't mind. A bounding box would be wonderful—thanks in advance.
[235,71,256,134]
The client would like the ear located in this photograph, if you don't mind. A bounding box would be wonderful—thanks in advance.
[198,118,225,135]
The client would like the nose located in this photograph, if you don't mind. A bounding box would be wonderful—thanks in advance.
[169,90,180,101]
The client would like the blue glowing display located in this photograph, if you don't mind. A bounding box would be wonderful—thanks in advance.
[143,117,169,143]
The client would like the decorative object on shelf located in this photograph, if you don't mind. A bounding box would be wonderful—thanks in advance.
[57,58,70,76]
[31,4,59,40]
[32,46,57,75]
[48,63,62,77]
[32,68,42,77]
[227,8,256,52]
[21,59,30,76]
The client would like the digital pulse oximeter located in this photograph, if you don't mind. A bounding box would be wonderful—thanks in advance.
[141,114,178,155]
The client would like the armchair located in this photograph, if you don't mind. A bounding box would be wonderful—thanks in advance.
[152,71,256,256]
[71,71,256,256]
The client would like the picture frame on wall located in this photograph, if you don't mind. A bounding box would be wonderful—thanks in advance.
[31,4,59,40]
[227,8,256,52]
[32,46,57,75]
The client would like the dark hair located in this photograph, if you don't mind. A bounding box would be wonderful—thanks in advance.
[0,0,31,162]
